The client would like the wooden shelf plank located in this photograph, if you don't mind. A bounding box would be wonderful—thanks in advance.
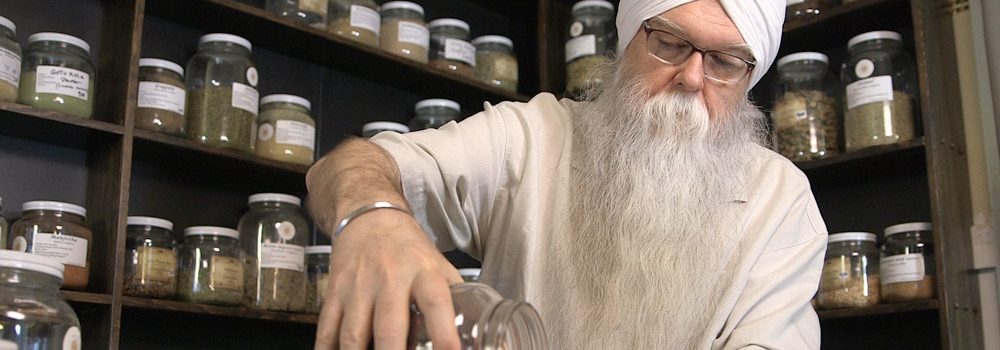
[0,101,124,149]
[132,129,310,175]
[121,296,319,324]
[794,137,925,171]
[818,299,938,320]
[60,291,113,305]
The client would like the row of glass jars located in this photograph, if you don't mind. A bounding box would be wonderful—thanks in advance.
[817,222,935,310]
[771,30,919,161]
[564,0,616,99]
[361,97,462,137]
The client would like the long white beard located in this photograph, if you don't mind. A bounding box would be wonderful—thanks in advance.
[539,61,767,349]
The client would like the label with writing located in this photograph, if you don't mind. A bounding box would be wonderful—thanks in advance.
[350,5,380,35]
[444,38,476,66]
[565,34,597,62]
[261,243,305,272]
[35,66,90,101]
[398,22,430,49]
[0,47,20,86]
[137,82,186,115]
[275,120,316,150]
[881,254,926,284]
[31,233,88,267]
[63,326,81,350]
[299,0,328,15]
[209,255,243,291]
[231,82,260,115]
[136,246,177,282]
[846,75,894,109]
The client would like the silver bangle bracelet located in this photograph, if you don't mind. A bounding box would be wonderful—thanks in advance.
[333,201,411,239]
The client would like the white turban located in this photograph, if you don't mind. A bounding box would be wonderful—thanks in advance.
[615,0,785,90]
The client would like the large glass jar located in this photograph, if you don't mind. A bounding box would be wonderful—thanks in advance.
[237,193,309,312]
[379,1,429,64]
[186,33,259,153]
[18,32,95,119]
[410,98,460,131]
[362,121,409,138]
[785,0,834,21]
[136,58,187,136]
[880,222,935,302]
[409,283,547,349]
[0,251,82,350]
[771,52,840,161]
[177,226,244,306]
[841,31,918,152]
[472,35,518,92]
[266,0,328,28]
[565,0,615,99]
[9,201,92,290]
[329,0,379,47]
[817,232,879,309]
[0,16,21,102]
[305,245,331,314]
[429,19,476,79]
[256,94,316,166]
[123,216,177,299]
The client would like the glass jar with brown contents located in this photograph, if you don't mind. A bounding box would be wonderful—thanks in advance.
[328,0,379,47]
[771,52,840,161]
[123,216,177,299]
[136,58,187,136]
[379,1,429,64]
[880,222,936,302]
[472,35,518,92]
[237,193,309,312]
[818,232,880,309]
[429,18,475,78]
[565,0,615,99]
[9,201,92,290]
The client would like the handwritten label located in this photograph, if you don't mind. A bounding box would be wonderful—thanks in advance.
[0,47,20,87]
[35,65,90,101]
[138,82,186,115]
[444,38,476,66]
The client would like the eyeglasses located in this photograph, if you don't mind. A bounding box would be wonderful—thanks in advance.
[642,20,756,84]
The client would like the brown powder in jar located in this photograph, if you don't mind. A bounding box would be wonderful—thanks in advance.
[818,275,880,309]
[62,265,90,291]
[380,19,429,64]
[881,277,936,302]
[329,18,378,47]
[430,59,475,78]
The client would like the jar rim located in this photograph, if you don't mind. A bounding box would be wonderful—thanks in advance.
[139,58,185,76]
[415,98,460,113]
[572,0,614,12]
[127,216,175,231]
[828,232,877,243]
[199,33,252,52]
[306,245,332,254]
[260,94,312,111]
[22,200,87,217]
[777,52,828,67]
[183,226,240,239]
[884,222,932,237]
[381,1,424,15]
[27,32,91,54]
[363,121,410,134]
[848,31,902,49]
[428,18,470,32]
[248,193,302,206]
[458,268,481,279]
[0,15,15,34]
[0,250,65,281]
[472,35,513,48]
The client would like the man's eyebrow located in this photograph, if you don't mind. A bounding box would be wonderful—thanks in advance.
[647,16,687,36]
[648,16,755,61]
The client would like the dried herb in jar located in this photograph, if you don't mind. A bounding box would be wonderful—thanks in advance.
[186,86,257,153]
[844,91,916,152]
[243,256,307,312]
[772,90,839,161]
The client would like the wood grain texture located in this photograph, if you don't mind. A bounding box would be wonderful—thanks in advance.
[818,299,939,320]
[121,297,319,324]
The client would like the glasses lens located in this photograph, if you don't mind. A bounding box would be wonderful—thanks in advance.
[705,52,749,82]
[647,31,691,64]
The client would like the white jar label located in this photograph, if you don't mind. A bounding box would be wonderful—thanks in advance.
[136,246,177,282]
[855,59,875,79]
[35,65,90,101]
[300,0,328,15]
[881,254,926,284]
[277,220,297,240]
[261,243,305,272]
[258,122,275,141]
[137,82,186,115]
[0,47,20,87]
[231,82,260,115]
[398,22,430,49]
[569,21,584,37]
[275,120,316,150]
[210,255,243,291]
[444,38,476,67]
[63,326,82,350]
[846,75,894,110]
[565,34,597,62]
[350,5,380,36]
[11,236,27,252]
[246,67,259,87]
[786,0,805,5]
[31,233,89,268]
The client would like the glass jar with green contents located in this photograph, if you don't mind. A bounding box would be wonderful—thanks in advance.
[565,0,616,99]
[472,35,518,92]
[771,52,840,161]
[18,32,95,119]
[305,245,331,314]
[429,19,476,78]
[379,1,429,64]
[410,98,460,131]
[237,193,309,312]
[123,216,177,299]
[256,94,315,166]
[186,33,259,153]
[136,58,187,136]
[266,0,329,28]
[329,0,380,47]
[0,251,82,350]
[0,16,21,102]
[177,226,244,306]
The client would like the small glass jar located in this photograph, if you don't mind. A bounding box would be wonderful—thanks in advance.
[9,201,92,290]
[379,1,429,64]
[18,32,95,119]
[328,0,380,47]
[880,222,936,302]
[256,94,316,166]
[123,216,177,299]
[0,16,21,103]
[771,52,841,161]
[186,33,259,153]
[410,98,460,131]
[305,245,331,314]
[266,0,329,28]
[785,0,834,21]
[237,193,309,312]
[177,226,244,306]
[362,121,410,138]
[409,283,547,349]
[429,19,476,79]
[458,268,481,283]
[472,35,518,92]
[817,232,879,309]
[565,0,616,99]
[841,31,919,152]
[136,58,187,136]
[0,251,82,350]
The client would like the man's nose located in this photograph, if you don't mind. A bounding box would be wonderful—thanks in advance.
[673,52,705,92]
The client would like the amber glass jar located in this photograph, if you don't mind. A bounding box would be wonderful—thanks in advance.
[9,201,92,290]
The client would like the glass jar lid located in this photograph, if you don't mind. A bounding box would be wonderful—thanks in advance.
[415,98,460,113]
[363,121,410,134]
[471,35,513,48]
[22,200,87,217]
[884,222,932,237]
[0,250,65,281]
[458,268,481,279]
[0,15,15,34]
[381,1,425,16]
[306,245,332,255]
[199,33,253,52]
[777,52,828,67]
[27,32,91,54]
[183,226,240,239]
[260,94,311,111]
[572,0,615,12]
[248,192,302,206]
[828,232,877,243]
[428,18,470,32]
[138,58,185,76]
[127,216,175,231]
[847,30,902,49]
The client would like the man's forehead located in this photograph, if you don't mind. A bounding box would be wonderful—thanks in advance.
[647,15,753,58]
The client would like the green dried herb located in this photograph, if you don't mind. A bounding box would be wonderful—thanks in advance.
[844,91,915,152]
[772,90,839,161]
[187,86,257,153]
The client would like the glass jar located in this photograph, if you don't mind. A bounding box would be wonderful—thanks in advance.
[305,245,331,314]
[266,0,329,28]
[0,251,82,350]
[771,52,841,161]
[18,32,95,119]
[472,35,518,92]
[177,226,244,306]
[409,283,547,349]
[841,31,919,152]
[256,94,316,166]
[186,33,259,153]
[123,216,177,299]
[565,0,616,99]
[237,193,309,312]
[880,222,936,302]
[362,121,410,138]
[410,98,460,131]
[9,201,92,290]
[785,0,834,21]
[379,1,429,64]
[136,58,187,136]
[458,268,480,283]
[429,19,476,79]
[329,0,380,47]
[0,16,21,103]
[817,232,879,309]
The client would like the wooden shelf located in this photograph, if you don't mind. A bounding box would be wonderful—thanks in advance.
[60,291,113,305]
[779,0,912,54]
[818,299,939,320]
[132,128,310,174]
[0,101,124,149]
[794,138,926,187]
[795,137,925,171]
[121,296,319,324]
[783,0,909,33]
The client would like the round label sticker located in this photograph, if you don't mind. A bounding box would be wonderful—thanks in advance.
[277,221,296,240]
[570,22,584,37]
[11,236,27,252]
[63,326,82,350]
[258,123,275,141]
[246,67,259,87]
[855,59,875,79]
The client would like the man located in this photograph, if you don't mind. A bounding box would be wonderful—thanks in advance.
[306,0,828,348]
